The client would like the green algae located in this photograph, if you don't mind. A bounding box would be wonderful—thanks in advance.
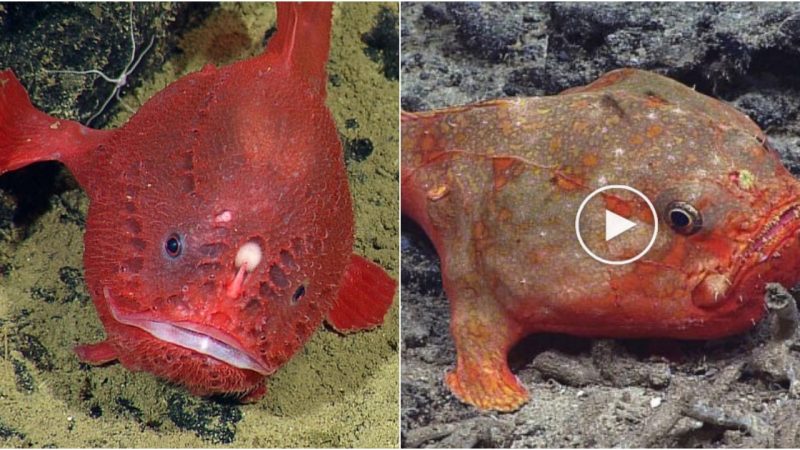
[0,3,398,447]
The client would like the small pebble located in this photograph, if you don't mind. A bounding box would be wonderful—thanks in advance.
[650,397,662,408]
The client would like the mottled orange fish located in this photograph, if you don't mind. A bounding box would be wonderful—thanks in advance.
[402,69,800,411]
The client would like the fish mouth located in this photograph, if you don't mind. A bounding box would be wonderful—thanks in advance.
[103,288,270,375]
[741,203,800,262]
[694,202,800,310]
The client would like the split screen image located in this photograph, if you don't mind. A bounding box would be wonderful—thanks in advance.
[0,2,799,448]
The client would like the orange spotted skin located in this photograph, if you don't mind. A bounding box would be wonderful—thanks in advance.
[1,3,396,402]
[401,69,800,411]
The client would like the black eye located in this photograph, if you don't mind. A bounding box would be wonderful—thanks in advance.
[291,285,305,304]
[165,234,182,257]
[666,201,702,235]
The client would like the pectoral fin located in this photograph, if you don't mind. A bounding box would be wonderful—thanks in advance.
[74,340,118,365]
[0,70,109,176]
[326,254,396,333]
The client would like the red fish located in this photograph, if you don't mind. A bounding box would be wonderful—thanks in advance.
[0,2,396,402]
[402,69,800,411]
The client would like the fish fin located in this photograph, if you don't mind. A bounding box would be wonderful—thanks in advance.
[0,70,107,176]
[267,2,333,98]
[74,341,119,365]
[326,254,396,333]
[445,291,529,411]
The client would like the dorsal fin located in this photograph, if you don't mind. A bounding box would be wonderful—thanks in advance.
[265,2,333,98]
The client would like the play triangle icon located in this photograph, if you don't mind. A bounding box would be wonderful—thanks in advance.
[605,210,637,241]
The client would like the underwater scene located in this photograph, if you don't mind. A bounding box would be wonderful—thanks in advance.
[401,2,800,448]
[0,2,399,447]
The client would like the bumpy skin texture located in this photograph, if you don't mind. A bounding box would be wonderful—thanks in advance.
[77,59,349,398]
[0,3,395,401]
[401,69,800,411]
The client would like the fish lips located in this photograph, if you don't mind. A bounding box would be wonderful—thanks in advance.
[744,203,800,260]
[103,287,271,376]
[701,202,800,308]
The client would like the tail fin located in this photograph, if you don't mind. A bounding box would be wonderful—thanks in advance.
[266,2,333,98]
[0,70,106,175]
[326,254,396,333]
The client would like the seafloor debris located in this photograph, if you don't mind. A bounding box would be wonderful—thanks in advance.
[624,363,774,447]
[403,416,514,448]
[531,340,671,389]
[746,283,800,397]
[626,284,800,447]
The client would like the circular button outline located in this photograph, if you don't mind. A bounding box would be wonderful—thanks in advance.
[574,184,659,265]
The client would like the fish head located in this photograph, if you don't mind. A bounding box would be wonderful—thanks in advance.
[81,55,352,390]
[581,70,800,334]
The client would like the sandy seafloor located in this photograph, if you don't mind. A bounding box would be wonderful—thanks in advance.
[0,2,399,447]
[401,2,800,448]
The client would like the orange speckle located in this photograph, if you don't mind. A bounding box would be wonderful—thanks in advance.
[572,121,588,133]
[492,157,522,190]
[473,221,487,240]
[499,119,514,135]
[646,124,662,139]
[498,208,512,221]
[646,94,669,107]
[582,153,598,167]
[527,249,546,265]
[426,184,449,201]
[522,120,546,131]
[420,133,436,152]
[493,158,515,172]
[573,99,591,109]
[629,134,644,146]
[549,136,562,152]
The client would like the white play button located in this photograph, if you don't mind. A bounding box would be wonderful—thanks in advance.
[605,209,637,241]
[575,185,659,265]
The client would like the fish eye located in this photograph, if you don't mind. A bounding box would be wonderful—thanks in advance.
[165,234,182,257]
[666,201,702,235]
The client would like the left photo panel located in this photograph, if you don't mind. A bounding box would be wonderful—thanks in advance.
[0,2,399,447]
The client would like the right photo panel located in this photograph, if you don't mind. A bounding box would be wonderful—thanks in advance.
[401,2,800,448]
